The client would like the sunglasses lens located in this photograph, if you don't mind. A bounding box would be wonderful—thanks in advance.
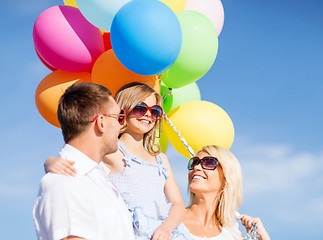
[202,157,218,170]
[188,157,200,170]
[132,102,148,117]
[151,105,163,120]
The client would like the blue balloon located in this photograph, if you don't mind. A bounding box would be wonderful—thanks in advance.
[111,0,182,76]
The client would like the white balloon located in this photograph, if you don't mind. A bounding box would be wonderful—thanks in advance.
[184,0,224,36]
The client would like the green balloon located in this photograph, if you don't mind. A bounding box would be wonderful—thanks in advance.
[161,84,173,113]
[162,11,218,88]
[161,82,201,114]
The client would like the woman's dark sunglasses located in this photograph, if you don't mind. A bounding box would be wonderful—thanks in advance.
[91,109,126,125]
[132,102,163,120]
[188,156,219,170]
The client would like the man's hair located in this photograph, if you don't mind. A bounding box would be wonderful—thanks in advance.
[57,82,112,143]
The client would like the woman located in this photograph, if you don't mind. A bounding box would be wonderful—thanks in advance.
[183,145,271,240]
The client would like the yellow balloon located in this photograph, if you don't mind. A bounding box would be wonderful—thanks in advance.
[63,0,78,8]
[160,0,187,12]
[35,71,91,128]
[164,101,234,158]
[159,123,169,153]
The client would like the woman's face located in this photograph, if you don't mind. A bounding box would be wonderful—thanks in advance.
[188,151,225,196]
[125,94,157,135]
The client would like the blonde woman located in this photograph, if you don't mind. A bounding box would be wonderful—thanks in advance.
[184,145,270,240]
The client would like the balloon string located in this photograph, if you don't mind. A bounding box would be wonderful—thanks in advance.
[161,87,194,157]
[162,88,172,102]
[163,114,195,158]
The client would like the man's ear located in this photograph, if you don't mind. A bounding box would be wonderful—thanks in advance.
[94,115,105,134]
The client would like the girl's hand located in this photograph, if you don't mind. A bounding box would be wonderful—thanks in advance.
[237,214,271,240]
[151,225,172,240]
[44,157,77,176]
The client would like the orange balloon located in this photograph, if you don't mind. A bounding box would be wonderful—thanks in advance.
[35,71,91,128]
[91,50,158,96]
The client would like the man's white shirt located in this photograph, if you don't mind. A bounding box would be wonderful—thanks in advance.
[33,144,134,240]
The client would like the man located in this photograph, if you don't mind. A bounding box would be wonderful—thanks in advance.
[33,82,134,240]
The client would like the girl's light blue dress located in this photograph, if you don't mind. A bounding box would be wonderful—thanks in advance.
[108,141,192,240]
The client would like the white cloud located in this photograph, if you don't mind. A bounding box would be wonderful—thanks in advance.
[231,138,323,195]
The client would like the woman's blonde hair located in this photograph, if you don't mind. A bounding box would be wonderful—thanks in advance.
[189,145,243,232]
[114,82,162,155]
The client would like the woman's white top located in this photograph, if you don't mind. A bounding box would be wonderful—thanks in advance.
[188,222,241,240]
[190,227,235,240]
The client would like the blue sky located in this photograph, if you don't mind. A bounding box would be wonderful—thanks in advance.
[1,0,322,239]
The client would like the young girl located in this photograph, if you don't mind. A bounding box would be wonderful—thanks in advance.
[45,82,192,240]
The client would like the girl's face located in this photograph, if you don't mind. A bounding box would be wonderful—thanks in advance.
[126,94,158,135]
[188,151,225,196]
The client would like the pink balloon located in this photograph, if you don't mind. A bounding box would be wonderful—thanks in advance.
[185,0,224,36]
[33,6,105,72]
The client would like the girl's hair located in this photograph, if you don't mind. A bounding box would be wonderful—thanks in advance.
[114,82,162,155]
[189,145,243,237]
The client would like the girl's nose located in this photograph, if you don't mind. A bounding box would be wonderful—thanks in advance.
[145,108,152,118]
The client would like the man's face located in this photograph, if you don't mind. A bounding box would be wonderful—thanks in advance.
[101,96,122,155]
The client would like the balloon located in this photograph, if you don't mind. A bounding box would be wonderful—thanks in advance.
[102,32,112,51]
[185,0,225,36]
[75,0,129,32]
[161,82,201,114]
[33,6,105,72]
[69,0,186,14]
[35,71,91,128]
[159,125,169,154]
[111,0,182,76]
[36,50,56,71]
[63,0,110,36]
[92,50,157,96]
[65,0,186,15]
[161,11,218,88]
[164,101,234,158]
[160,0,187,12]
[63,0,78,8]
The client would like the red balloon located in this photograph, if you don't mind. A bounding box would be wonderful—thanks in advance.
[35,49,56,71]
[103,32,112,51]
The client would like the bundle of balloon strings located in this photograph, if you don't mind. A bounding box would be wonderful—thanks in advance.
[245,225,260,240]
[162,94,260,240]
[234,212,259,240]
